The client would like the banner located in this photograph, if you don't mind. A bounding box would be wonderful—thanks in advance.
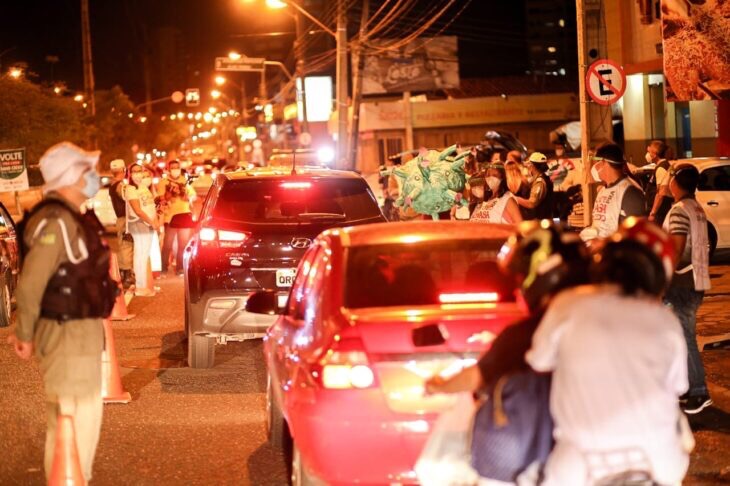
[0,148,29,192]
[661,0,730,101]
[357,36,460,95]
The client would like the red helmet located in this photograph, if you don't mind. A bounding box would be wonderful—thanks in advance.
[592,217,676,295]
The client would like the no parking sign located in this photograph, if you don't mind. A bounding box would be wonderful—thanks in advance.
[586,59,626,106]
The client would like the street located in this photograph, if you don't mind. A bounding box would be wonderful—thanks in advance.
[0,261,728,484]
[0,276,288,485]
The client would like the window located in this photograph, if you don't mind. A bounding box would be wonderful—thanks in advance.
[344,240,516,308]
[288,245,326,322]
[699,166,730,191]
[214,178,382,223]
[378,138,403,166]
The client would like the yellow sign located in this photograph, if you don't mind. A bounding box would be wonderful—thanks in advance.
[358,94,579,132]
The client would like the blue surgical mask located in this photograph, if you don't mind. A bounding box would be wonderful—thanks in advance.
[82,171,101,198]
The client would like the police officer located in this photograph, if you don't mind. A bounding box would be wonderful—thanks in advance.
[109,158,134,288]
[8,142,117,482]
[514,152,554,220]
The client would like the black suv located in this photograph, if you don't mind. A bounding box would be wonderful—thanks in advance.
[181,167,386,368]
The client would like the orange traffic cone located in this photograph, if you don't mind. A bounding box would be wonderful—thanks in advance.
[108,254,134,321]
[48,414,86,486]
[101,319,131,404]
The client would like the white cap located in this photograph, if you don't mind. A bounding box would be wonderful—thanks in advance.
[110,159,126,171]
[40,142,100,193]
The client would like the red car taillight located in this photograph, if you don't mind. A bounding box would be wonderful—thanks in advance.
[316,337,376,390]
[199,227,250,248]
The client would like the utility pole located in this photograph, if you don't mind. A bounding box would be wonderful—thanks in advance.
[80,0,96,117]
[335,0,349,169]
[294,13,309,135]
[348,0,370,167]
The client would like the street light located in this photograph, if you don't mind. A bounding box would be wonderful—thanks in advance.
[215,75,226,86]
[73,94,84,102]
[8,67,23,79]
[265,0,287,8]
[211,89,222,100]
[228,51,242,61]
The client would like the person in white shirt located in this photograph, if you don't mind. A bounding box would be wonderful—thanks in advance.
[470,162,523,224]
[527,218,692,486]
[125,164,159,296]
[663,164,713,414]
[580,142,646,244]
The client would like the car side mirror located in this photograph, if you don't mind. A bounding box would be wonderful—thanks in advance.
[169,212,196,229]
[246,290,282,315]
[412,324,447,347]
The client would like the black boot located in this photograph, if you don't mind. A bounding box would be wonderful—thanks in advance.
[121,270,135,290]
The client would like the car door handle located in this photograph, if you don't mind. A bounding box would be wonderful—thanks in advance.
[707,201,719,207]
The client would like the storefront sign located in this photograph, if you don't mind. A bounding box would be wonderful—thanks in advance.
[358,94,578,132]
[0,148,29,192]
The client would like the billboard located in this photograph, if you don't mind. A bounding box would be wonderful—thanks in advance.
[661,0,730,101]
[356,36,460,95]
[0,148,29,192]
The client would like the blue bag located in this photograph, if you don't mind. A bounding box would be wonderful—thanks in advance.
[470,371,553,482]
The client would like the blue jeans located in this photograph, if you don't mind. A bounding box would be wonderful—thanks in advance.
[664,287,707,397]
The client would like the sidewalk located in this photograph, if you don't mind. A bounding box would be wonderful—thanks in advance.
[686,259,730,484]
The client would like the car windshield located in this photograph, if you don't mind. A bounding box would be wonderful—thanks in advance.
[213,178,382,223]
[345,240,516,308]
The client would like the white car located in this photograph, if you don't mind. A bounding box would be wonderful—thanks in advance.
[85,185,118,232]
[675,157,730,255]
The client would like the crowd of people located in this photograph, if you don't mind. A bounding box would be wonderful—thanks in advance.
[108,158,198,295]
[411,138,713,484]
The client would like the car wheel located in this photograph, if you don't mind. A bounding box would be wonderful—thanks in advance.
[0,278,10,328]
[267,374,287,450]
[188,334,215,368]
[708,222,718,260]
[291,442,322,486]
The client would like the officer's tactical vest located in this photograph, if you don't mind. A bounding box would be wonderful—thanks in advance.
[19,199,119,321]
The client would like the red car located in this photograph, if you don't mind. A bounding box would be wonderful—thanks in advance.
[246,221,525,485]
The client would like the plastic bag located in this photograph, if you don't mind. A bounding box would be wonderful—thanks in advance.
[415,393,480,486]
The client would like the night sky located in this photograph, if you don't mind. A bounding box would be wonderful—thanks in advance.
[0,0,537,104]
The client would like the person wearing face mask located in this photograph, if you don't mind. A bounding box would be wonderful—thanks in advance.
[8,142,118,483]
[579,142,647,243]
[158,160,195,275]
[646,140,674,226]
[470,162,523,224]
[514,152,554,220]
[126,164,160,296]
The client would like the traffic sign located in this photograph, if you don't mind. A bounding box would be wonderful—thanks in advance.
[215,57,265,72]
[185,88,200,107]
[171,91,184,104]
[586,59,626,105]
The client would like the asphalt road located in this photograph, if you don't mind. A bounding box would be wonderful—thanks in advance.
[1,263,729,485]
[0,276,288,485]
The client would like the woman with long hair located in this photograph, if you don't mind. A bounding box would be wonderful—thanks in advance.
[125,164,159,296]
[470,162,523,224]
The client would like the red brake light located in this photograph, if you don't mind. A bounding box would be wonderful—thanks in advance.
[438,292,499,304]
[199,227,249,247]
[280,181,311,189]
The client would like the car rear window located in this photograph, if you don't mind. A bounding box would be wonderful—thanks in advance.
[213,178,382,223]
[345,240,517,308]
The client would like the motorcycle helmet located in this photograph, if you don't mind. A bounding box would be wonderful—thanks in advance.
[590,217,676,296]
[498,220,590,312]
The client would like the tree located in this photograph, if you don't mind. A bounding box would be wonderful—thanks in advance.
[0,78,86,164]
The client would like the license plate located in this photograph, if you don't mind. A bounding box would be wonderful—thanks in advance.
[276,268,297,287]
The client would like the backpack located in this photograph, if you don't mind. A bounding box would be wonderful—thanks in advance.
[470,371,553,482]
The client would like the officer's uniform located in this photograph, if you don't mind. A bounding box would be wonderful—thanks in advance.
[15,193,106,481]
[109,177,134,275]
